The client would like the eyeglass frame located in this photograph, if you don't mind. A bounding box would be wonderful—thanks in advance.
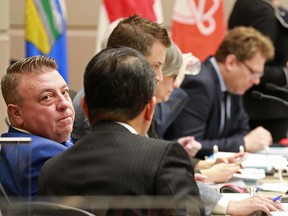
[241,61,264,79]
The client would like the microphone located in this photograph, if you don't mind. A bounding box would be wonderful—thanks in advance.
[265,83,288,94]
[251,91,288,107]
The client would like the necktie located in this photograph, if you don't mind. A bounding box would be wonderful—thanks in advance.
[220,91,230,137]
[63,139,73,147]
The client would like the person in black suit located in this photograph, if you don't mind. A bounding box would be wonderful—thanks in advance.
[154,42,244,184]
[71,14,171,143]
[38,46,205,216]
[68,15,282,215]
[228,0,288,143]
[165,26,275,159]
[146,38,282,215]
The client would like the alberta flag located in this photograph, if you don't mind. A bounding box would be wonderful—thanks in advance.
[96,0,163,52]
[25,0,69,83]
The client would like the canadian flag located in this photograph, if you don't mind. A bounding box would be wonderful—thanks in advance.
[96,0,163,52]
[172,0,226,61]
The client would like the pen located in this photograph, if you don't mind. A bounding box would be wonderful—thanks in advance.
[272,195,282,202]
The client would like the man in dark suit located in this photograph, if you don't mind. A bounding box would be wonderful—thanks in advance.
[229,0,288,143]
[38,46,205,216]
[165,26,275,159]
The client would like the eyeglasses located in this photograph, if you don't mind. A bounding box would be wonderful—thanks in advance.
[242,61,264,79]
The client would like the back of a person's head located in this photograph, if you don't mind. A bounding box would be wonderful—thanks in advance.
[162,42,183,77]
[84,46,156,125]
[215,26,274,62]
[107,14,171,56]
[1,56,58,105]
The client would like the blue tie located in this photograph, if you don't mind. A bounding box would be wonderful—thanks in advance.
[63,139,73,147]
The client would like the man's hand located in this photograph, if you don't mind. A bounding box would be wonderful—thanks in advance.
[177,136,202,158]
[227,194,283,215]
[244,126,272,152]
[214,152,247,164]
[200,163,241,183]
[194,173,207,182]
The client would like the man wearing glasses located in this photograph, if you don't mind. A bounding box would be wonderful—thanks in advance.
[162,26,275,159]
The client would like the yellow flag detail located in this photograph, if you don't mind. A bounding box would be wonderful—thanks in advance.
[25,0,51,54]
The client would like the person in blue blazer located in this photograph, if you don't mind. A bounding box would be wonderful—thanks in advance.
[0,56,75,198]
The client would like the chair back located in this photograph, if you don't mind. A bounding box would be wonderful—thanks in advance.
[6,201,96,216]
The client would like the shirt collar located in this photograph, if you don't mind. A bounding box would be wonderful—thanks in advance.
[115,122,138,134]
[209,57,228,92]
[11,126,72,145]
[11,126,32,134]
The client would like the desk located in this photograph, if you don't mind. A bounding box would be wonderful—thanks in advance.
[211,174,288,216]
[257,174,288,196]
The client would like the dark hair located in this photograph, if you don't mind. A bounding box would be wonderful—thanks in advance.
[84,46,156,125]
[107,14,171,56]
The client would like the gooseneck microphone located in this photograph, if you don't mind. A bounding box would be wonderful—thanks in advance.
[252,91,288,107]
[265,83,288,94]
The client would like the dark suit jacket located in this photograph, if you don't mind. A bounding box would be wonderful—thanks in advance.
[154,88,190,139]
[229,0,288,141]
[0,126,70,198]
[38,122,204,216]
[164,58,250,159]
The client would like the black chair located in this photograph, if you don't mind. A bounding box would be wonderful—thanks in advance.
[0,184,95,216]
[5,201,96,216]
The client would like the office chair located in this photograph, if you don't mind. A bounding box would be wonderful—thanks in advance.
[5,201,96,216]
[0,184,95,216]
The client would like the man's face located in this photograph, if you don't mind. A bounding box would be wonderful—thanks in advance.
[145,41,167,84]
[14,70,75,143]
[226,52,265,95]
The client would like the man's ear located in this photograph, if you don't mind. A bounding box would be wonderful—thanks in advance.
[7,104,23,126]
[145,96,156,121]
[225,54,237,73]
[81,95,89,120]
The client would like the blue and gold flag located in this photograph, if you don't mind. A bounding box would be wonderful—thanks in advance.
[25,0,68,82]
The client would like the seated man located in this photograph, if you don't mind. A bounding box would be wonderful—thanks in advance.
[154,42,242,184]
[70,16,282,215]
[164,26,275,159]
[71,14,170,143]
[38,46,205,216]
[0,56,75,198]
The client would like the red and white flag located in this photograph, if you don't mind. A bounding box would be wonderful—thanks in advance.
[96,0,163,52]
[172,0,226,61]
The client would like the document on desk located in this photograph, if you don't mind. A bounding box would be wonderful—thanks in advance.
[257,147,288,159]
[270,203,288,215]
[257,183,288,193]
[210,152,287,173]
[241,154,287,173]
